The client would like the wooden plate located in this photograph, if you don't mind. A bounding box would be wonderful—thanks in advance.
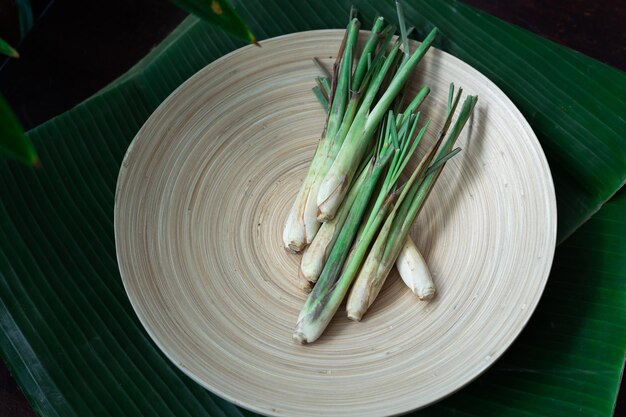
[115,30,556,417]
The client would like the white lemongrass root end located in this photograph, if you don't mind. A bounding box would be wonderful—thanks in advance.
[346,255,379,321]
[300,222,335,284]
[292,316,323,344]
[396,236,436,301]
[292,329,308,345]
[282,201,307,253]
[297,269,314,293]
[346,310,364,322]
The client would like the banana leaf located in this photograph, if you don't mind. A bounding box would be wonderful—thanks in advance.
[0,93,38,166]
[169,0,256,44]
[0,1,624,416]
[0,36,19,58]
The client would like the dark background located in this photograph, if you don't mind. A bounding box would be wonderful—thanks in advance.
[0,0,624,416]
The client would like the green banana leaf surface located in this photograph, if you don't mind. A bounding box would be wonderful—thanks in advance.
[1,1,625,416]
[0,93,38,166]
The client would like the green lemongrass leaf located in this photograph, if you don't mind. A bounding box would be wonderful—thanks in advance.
[388,112,399,150]
[389,120,430,187]
[447,82,454,112]
[425,146,462,176]
[316,76,331,97]
[361,115,428,247]
[313,57,331,79]
[169,0,257,44]
[434,95,478,160]
[357,40,402,122]
[329,90,362,156]
[365,27,439,135]
[298,150,392,319]
[398,96,478,238]
[0,37,19,58]
[396,111,413,144]
[388,112,419,185]
[0,94,38,166]
[377,49,404,107]
[315,39,403,222]
[396,1,410,63]
[352,16,385,91]
[398,85,429,125]
[376,23,397,54]
[440,84,463,140]
[326,18,360,141]
[312,86,328,109]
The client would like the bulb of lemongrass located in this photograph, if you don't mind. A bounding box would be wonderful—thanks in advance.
[300,160,369,287]
[396,236,435,300]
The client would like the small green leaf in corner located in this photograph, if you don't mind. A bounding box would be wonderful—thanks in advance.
[170,0,257,45]
[0,94,39,167]
[0,37,19,58]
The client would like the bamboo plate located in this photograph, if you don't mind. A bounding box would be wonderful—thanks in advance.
[115,30,556,417]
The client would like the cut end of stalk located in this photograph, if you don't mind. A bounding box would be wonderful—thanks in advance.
[292,330,308,345]
[298,264,316,292]
[286,242,305,253]
[283,200,309,252]
[417,286,436,301]
[346,310,364,321]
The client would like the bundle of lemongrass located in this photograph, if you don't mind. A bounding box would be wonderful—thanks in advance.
[283,5,477,344]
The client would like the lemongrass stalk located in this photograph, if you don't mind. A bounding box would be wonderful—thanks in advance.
[346,123,447,320]
[345,86,466,315]
[317,28,439,221]
[295,140,395,327]
[295,110,428,342]
[294,192,397,343]
[282,19,360,252]
[315,76,330,99]
[312,86,328,109]
[396,236,435,300]
[316,41,402,221]
[326,18,360,141]
[300,162,369,285]
[352,16,385,91]
[309,26,395,225]
[365,28,439,136]
[313,57,331,80]
[396,1,410,64]
[347,94,478,318]
[398,85,429,125]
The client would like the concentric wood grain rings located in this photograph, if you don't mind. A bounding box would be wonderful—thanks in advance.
[115,31,556,416]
